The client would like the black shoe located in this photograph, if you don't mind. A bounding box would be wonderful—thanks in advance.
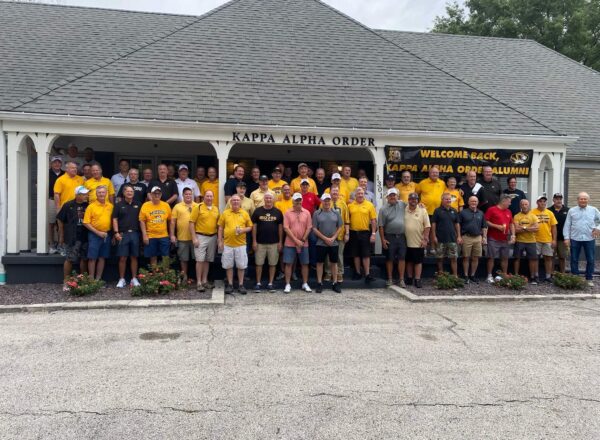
[464,277,470,285]
[316,283,323,293]
[238,285,247,295]
[352,272,362,281]
[530,277,539,285]
[469,276,479,284]
[332,283,342,293]
[365,274,375,284]
[406,277,413,286]
[544,277,553,284]
[224,284,234,295]
[414,279,422,288]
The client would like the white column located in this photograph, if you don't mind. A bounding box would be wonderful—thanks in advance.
[528,152,542,201]
[210,141,234,212]
[33,134,58,254]
[6,133,27,254]
[0,126,6,283]
[369,146,387,254]
[551,152,563,196]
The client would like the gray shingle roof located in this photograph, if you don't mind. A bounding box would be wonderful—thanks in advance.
[0,0,559,138]
[377,30,600,157]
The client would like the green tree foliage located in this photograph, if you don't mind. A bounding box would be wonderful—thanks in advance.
[432,0,600,71]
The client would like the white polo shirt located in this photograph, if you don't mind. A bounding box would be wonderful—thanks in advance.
[175,178,201,201]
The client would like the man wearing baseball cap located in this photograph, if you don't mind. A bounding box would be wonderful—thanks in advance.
[48,155,65,254]
[175,164,201,203]
[531,195,558,282]
[312,193,343,293]
[250,175,275,209]
[378,188,407,287]
[404,192,431,288]
[268,167,288,201]
[282,193,313,293]
[225,181,255,215]
[549,193,569,273]
[139,186,172,266]
[325,173,349,203]
[291,163,317,194]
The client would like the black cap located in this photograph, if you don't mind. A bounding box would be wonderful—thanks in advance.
[385,173,396,180]
[259,175,269,181]
[236,181,247,188]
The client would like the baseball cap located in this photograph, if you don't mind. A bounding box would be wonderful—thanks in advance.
[300,179,310,185]
[297,162,308,170]
[331,173,341,181]
[321,193,332,200]
[386,188,399,197]
[408,192,419,200]
[236,181,246,188]
[536,195,547,202]
[259,174,269,181]
[553,192,563,198]
[151,186,162,193]
[385,173,396,180]
[272,167,282,173]
[178,164,188,171]
[292,192,303,201]
[50,155,63,163]
[74,185,89,195]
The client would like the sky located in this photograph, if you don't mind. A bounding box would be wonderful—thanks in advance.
[50,0,454,32]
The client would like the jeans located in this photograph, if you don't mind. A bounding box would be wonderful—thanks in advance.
[308,231,317,266]
[570,239,595,280]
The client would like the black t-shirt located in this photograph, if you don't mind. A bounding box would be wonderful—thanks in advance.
[549,205,569,240]
[56,200,88,245]
[117,181,148,204]
[503,188,526,216]
[224,177,243,196]
[49,169,65,199]
[432,206,459,243]
[478,178,502,211]
[149,178,178,205]
[459,182,483,207]
[315,180,330,197]
[247,180,260,195]
[251,207,283,244]
[112,200,142,232]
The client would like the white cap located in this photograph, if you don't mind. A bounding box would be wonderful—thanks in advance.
[300,178,310,185]
[321,193,331,200]
[331,173,341,181]
[151,186,162,193]
[536,195,547,202]
[386,188,399,197]
[75,185,89,195]
[178,164,188,171]
[50,155,63,163]
[292,192,303,201]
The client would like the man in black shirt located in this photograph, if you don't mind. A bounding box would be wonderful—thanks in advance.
[247,166,261,195]
[48,155,65,254]
[314,168,329,197]
[549,192,569,273]
[251,193,283,292]
[224,165,246,202]
[112,184,142,288]
[56,185,89,287]
[459,171,483,208]
[503,176,526,216]
[149,163,178,206]
[431,193,462,276]
[116,168,147,204]
[478,166,502,212]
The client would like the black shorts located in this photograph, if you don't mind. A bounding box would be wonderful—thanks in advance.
[384,234,407,262]
[406,247,425,264]
[316,245,339,264]
[349,230,372,258]
[514,242,537,260]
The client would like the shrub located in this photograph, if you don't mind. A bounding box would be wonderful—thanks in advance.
[64,272,104,296]
[552,272,588,290]
[494,272,527,290]
[131,257,180,296]
[434,272,465,290]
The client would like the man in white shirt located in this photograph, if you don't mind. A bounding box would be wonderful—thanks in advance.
[175,164,201,203]
[110,159,130,194]
[61,143,85,173]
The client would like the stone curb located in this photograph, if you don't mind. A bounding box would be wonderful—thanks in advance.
[388,285,600,302]
[0,287,225,314]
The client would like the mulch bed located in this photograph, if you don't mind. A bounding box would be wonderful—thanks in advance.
[0,284,212,305]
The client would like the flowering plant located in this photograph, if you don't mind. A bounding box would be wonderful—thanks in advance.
[64,272,105,296]
[434,271,464,289]
[494,272,527,290]
[131,257,180,296]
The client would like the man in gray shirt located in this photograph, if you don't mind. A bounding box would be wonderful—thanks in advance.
[378,188,407,287]
[312,193,343,293]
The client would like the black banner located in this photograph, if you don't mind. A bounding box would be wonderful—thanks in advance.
[385,146,533,179]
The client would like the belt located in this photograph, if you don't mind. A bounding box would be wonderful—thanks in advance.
[198,233,216,237]
[122,229,136,233]
[385,233,404,237]
[464,233,481,237]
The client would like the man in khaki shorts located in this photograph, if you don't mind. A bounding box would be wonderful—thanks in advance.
[251,193,283,293]
[431,192,462,276]
[531,195,558,283]
[458,196,488,283]
[190,190,219,292]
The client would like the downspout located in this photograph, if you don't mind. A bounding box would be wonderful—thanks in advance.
[0,122,6,284]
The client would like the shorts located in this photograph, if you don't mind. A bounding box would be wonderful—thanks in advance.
[255,243,279,266]
[461,235,483,257]
[194,234,217,262]
[349,230,372,258]
[116,231,140,257]
[537,242,554,257]
[406,247,425,264]
[222,245,248,270]
[316,245,339,264]
[555,240,568,259]
[144,237,170,258]
[435,242,458,258]
[65,240,88,263]
[87,232,111,259]
[514,242,537,260]
[384,234,407,262]
[487,238,511,259]
[47,199,57,224]
[177,240,194,262]
[282,246,309,265]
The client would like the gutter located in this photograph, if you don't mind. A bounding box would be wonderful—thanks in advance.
[0,122,6,284]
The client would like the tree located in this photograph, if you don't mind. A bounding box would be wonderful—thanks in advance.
[432,0,600,71]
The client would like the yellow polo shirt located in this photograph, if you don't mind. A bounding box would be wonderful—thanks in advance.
[447,189,464,211]
[324,185,350,203]
[348,200,377,231]
[85,177,115,203]
[268,179,288,201]
[139,200,171,239]
[171,201,198,241]
[54,173,84,207]
[200,179,219,201]
[83,200,113,232]
[225,196,255,216]
[218,208,252,247]
[395,181,417,203]
[190,203,220,235]
[250,188,275,208]
[291,176,317,194]
[514,212,539,243]
[417,178,447,215]
[531,208,558,243]
[195,177,207,188]
[340,177,359,195]
[275,198,293,214]
[332,199,350,241]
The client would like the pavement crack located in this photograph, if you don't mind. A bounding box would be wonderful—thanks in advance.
[433,312,471,351]
[309,393,351,399]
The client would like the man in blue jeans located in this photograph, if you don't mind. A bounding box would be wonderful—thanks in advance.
[563,192,600,286]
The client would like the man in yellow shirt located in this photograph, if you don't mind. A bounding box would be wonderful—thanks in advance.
[395,170,417,203]
[324,173,349,203]
[83,185,113,280]
[250,175,274,208]
[513,199,540,284]
[190,190,220,292]
[417,166,447,216]
[268,167,287,201]
[325,186,350,282]
[275,184,293,214]
[85,164,115,203]
[139,186,172,266]
[218,194,253,295]
[200,166,219,206]
[340,165,359,195]
[531,195,558,283]
[170,187,199,283]
[291,162,317,194]
[348,188,377,283]
[446,176,464,212]
[225,181,254,215]
[54,161,85,256]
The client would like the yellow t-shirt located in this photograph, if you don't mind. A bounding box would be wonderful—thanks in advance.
[275,198,293,214]
[139,201,172,239]
[395,181,417,203]
[404,206,431,248]
[348,200,377,231]
[447,189,464,211]
[54,174,84,207]
[82,200,113,232]
[531,208,558,243]
[171,201,198,241]
[200,179,219,202]
[290,176,317,194]
[190,203,220,235]
[268,179,288,201]
[195,177,207,188]
[85,177,115,203]
[417,178,447,215]
[332,199,350,240]
[225,196,255,216]
[250,188,275,208]
[340,177,359,195]
[324,186,349,203]
[514,212,539,243]
[218,208,252,247]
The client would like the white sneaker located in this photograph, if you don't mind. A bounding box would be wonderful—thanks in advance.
[130,277,141,287]
[302,283,312,293]
[284,284,292,293]
[49,246,57,255]
[486,275,494,284]
[116,278,127,288]
[587,280,594,287]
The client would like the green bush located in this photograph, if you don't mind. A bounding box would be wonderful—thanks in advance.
[552,272,588,290]
[494,273,527,290]
[64,272,104,296]
[434,272,465,290]
[132,257,180,296]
